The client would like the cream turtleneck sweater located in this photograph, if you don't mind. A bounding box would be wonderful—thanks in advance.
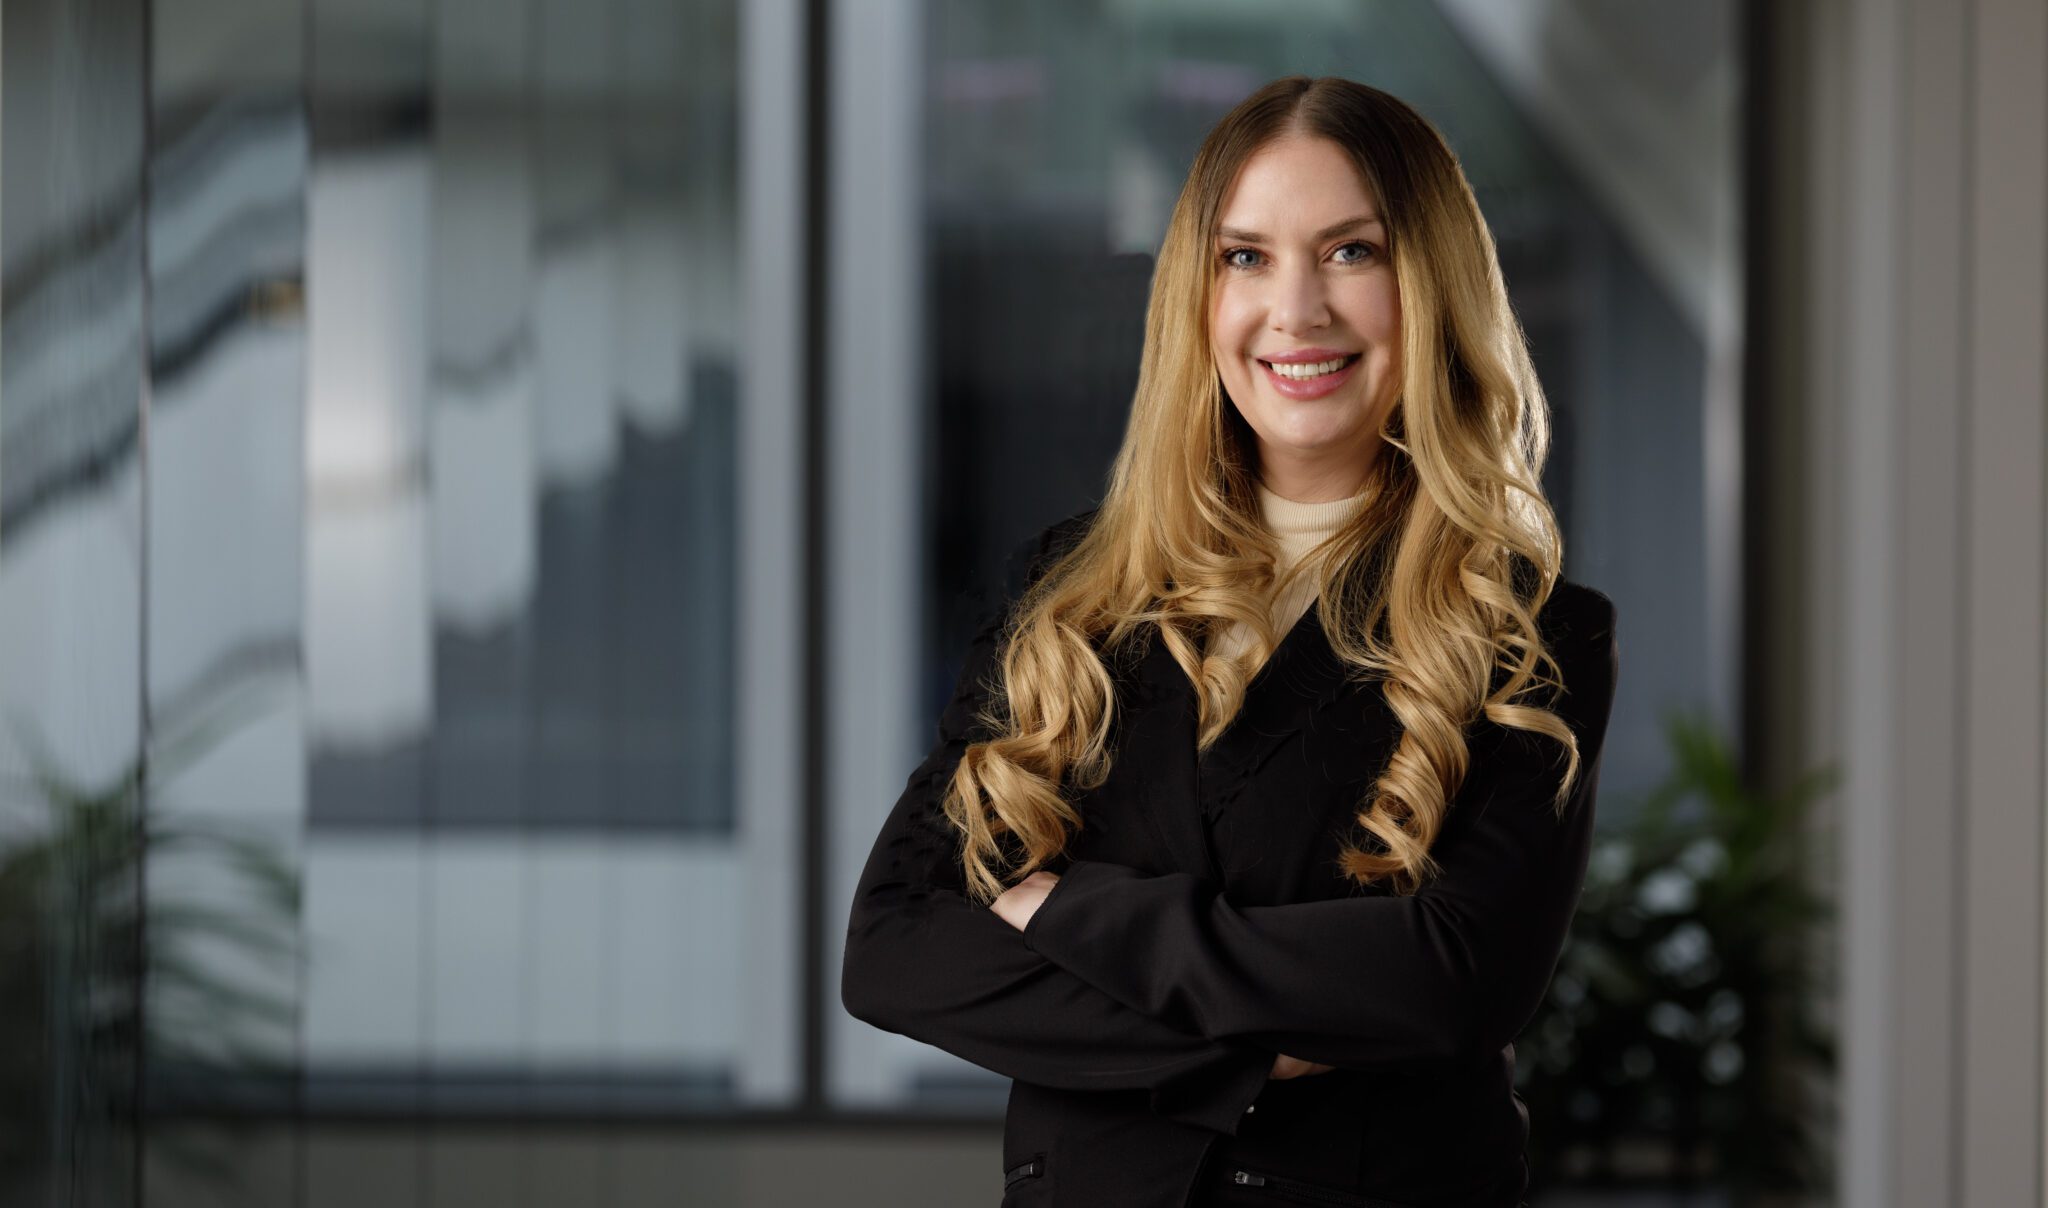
[1208,480,1375,670]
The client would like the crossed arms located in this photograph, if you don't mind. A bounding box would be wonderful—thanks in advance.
[838,523,1619,1135]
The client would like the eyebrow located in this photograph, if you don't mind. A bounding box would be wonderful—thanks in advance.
[1216,214,1384,244]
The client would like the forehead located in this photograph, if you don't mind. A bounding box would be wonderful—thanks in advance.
[1216,135,1381,235]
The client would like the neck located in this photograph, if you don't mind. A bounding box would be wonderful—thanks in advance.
[1255,444,1381,503]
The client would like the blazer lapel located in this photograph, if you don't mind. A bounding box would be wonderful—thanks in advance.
[1120,608,1357,879]
[1112,629,1213,878]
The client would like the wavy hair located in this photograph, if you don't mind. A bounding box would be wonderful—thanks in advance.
[945,76,1584,904]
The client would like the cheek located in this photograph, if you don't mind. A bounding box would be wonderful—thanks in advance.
[1209,285,1257,356]
[1209,308,1250,401]
[1340,278,1401,342]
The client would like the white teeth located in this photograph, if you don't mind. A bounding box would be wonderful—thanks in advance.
[1265,357,1349,379]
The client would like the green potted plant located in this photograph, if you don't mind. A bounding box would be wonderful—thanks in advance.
[1517,710,1838,1204]
[0,693,299,1202]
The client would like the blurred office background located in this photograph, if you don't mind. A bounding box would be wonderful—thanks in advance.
[1,0,2042,1205]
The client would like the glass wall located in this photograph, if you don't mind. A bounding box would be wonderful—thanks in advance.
[3,0,765,1202]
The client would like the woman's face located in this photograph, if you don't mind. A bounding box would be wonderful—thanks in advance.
[1209,134,1402,502]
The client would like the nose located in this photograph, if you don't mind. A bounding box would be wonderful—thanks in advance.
[1268,259,1331,334]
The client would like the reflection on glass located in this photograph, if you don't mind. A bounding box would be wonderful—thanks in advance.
[143,8,309,1206]
[10,4,756,1194]
[0,0,765,1198]
[292,0,751,1116]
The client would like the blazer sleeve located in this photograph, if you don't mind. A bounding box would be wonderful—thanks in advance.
[1017,588,1620,1072]
[839,513,1275,1133]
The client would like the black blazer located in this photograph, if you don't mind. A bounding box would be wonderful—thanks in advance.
[841,510,1621,1208]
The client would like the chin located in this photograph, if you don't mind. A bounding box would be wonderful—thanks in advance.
[1271,415,1370,449]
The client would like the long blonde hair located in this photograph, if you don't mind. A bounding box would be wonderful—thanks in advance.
[946,76,1583,904]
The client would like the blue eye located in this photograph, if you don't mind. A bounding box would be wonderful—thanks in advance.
[1221,247,1262,270]
[1333,241,1377,264]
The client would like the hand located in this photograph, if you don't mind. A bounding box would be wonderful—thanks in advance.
[1269,1053,1335,1080]
[990,870,1061,932]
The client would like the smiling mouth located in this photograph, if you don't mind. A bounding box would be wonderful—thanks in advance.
[1258,354,1362,380]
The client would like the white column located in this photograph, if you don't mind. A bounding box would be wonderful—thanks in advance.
[823,0,940,1107]
[1776,1,2048,1203]
[1958,0,2047,1201]
[735,0,807,1106]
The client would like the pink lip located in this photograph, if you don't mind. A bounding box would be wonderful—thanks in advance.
[1260,347,1356,364]
[1257,352,1361,400]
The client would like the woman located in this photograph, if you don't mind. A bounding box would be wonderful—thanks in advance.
[841,76,1619,1208]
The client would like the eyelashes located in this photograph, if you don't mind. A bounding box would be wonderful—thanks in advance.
[1218,241,1380,272]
